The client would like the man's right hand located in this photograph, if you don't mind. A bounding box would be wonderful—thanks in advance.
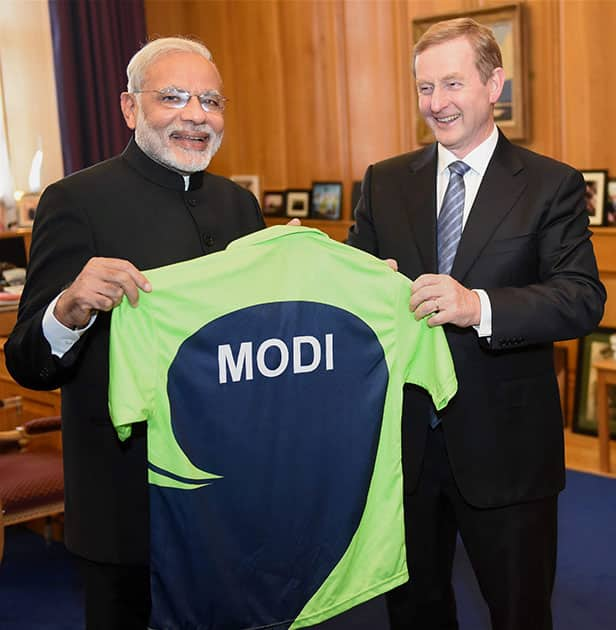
[54,257,152,329]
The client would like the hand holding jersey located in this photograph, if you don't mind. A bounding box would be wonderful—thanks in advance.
[410,272,481,327]
[54,257,152,329]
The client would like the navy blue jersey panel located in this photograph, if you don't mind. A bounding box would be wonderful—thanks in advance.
[152,301,388,629]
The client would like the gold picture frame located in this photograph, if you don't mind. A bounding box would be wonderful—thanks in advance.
[412,3,528,144]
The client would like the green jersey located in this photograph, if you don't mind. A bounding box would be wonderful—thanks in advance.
[108,225,457,629]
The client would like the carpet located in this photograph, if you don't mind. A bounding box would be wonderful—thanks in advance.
[0,470,614,629]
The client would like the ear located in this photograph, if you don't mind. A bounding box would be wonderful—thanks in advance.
[488,67,505,104]
[120,92,138,130]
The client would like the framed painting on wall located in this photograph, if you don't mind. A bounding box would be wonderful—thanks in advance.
[573,328,616,438]
[412,3,528,143]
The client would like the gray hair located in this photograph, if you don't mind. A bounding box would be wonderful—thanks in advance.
[413,18,502,84]
[126,37,218,92]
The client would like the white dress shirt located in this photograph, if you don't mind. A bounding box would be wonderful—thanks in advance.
[436,124,499,337]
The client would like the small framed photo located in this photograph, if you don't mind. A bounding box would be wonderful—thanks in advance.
[262,191,285,216]
[581,170,607,226]
[605,179,616,226]
[231,174,260,202]
[310,182,342,220]
[285,190,311,218]
[17,192,40,227]
[573,327,616,438]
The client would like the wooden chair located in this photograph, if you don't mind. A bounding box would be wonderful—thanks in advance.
[0,415,64,561]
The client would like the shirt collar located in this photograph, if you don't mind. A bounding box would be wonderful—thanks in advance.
[437,125,499,177]
[121,136,205,191]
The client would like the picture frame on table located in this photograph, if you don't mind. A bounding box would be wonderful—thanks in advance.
[285,190,311,218]
[17,192,40,227]
[573,327,616,438]
[605,179,616,226]
[412,3,528,143]
[231,174,260,202]
[310,182,342,220]
[581,170,607,226]
[262,191,285,217]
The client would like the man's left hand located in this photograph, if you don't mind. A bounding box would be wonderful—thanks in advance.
[410,273,480,328]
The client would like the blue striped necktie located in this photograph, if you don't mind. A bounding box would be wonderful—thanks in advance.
[438,161,470,275]
[430,160,470,429]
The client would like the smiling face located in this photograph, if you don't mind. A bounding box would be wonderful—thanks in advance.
[415,36,504,158]
[121,51,224,174]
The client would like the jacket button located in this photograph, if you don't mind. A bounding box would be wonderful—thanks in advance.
[203,234,215,247]
[187,198,197,207]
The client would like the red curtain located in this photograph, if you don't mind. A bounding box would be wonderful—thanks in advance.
[48,0,147,175]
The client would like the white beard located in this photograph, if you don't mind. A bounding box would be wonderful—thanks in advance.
[134,108,223,174]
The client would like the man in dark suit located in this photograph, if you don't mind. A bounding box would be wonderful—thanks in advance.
[348,18,605,630]
[5,37,264,629]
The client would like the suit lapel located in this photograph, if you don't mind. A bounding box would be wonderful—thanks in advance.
[404,146,438,273]
[452,133,527,282]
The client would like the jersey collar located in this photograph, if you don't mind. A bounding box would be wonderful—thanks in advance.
[227,225,327,251]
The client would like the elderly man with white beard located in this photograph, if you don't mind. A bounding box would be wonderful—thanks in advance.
[5,37,264,629]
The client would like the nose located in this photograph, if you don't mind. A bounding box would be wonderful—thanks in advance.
[180,95,208,124]
[429,86,447,113]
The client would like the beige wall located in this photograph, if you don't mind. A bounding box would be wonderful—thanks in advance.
[0,0,64,196]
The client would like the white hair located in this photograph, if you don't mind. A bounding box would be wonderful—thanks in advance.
[126,37,219,92]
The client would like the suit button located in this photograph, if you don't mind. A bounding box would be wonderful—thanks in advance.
[187,198,197,207]
[203,234,215,247]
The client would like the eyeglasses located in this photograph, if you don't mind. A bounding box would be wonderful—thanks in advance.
[133,87,228,114]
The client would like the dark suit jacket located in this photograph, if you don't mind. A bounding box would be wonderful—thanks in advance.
[348,132,605,508]
[5,139,265,564]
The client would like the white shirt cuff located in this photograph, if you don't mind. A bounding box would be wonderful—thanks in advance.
[472,289,492,338]
[42,292,98,358]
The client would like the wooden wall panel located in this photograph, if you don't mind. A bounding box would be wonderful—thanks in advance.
[144,0,616,220]
[560,0,616,173]
[521,0,561,159]
[145,0,349,212]
[277,1,348,188]
[343,0,411,179]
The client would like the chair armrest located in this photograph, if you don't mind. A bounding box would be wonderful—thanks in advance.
[0,428,23,444]
[21,416,62,435]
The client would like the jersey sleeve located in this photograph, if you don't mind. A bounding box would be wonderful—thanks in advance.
[108,293,156,441]
[397,279,458,410]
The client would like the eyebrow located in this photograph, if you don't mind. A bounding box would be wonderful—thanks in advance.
[160,85,223,95]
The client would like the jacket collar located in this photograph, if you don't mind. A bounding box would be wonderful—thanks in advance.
[121,136,205,192]
[451,130,526,282]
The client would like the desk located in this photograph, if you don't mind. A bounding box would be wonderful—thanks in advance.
[0,337,61,429]
[0,306,18,337]
[593,358,616,473]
